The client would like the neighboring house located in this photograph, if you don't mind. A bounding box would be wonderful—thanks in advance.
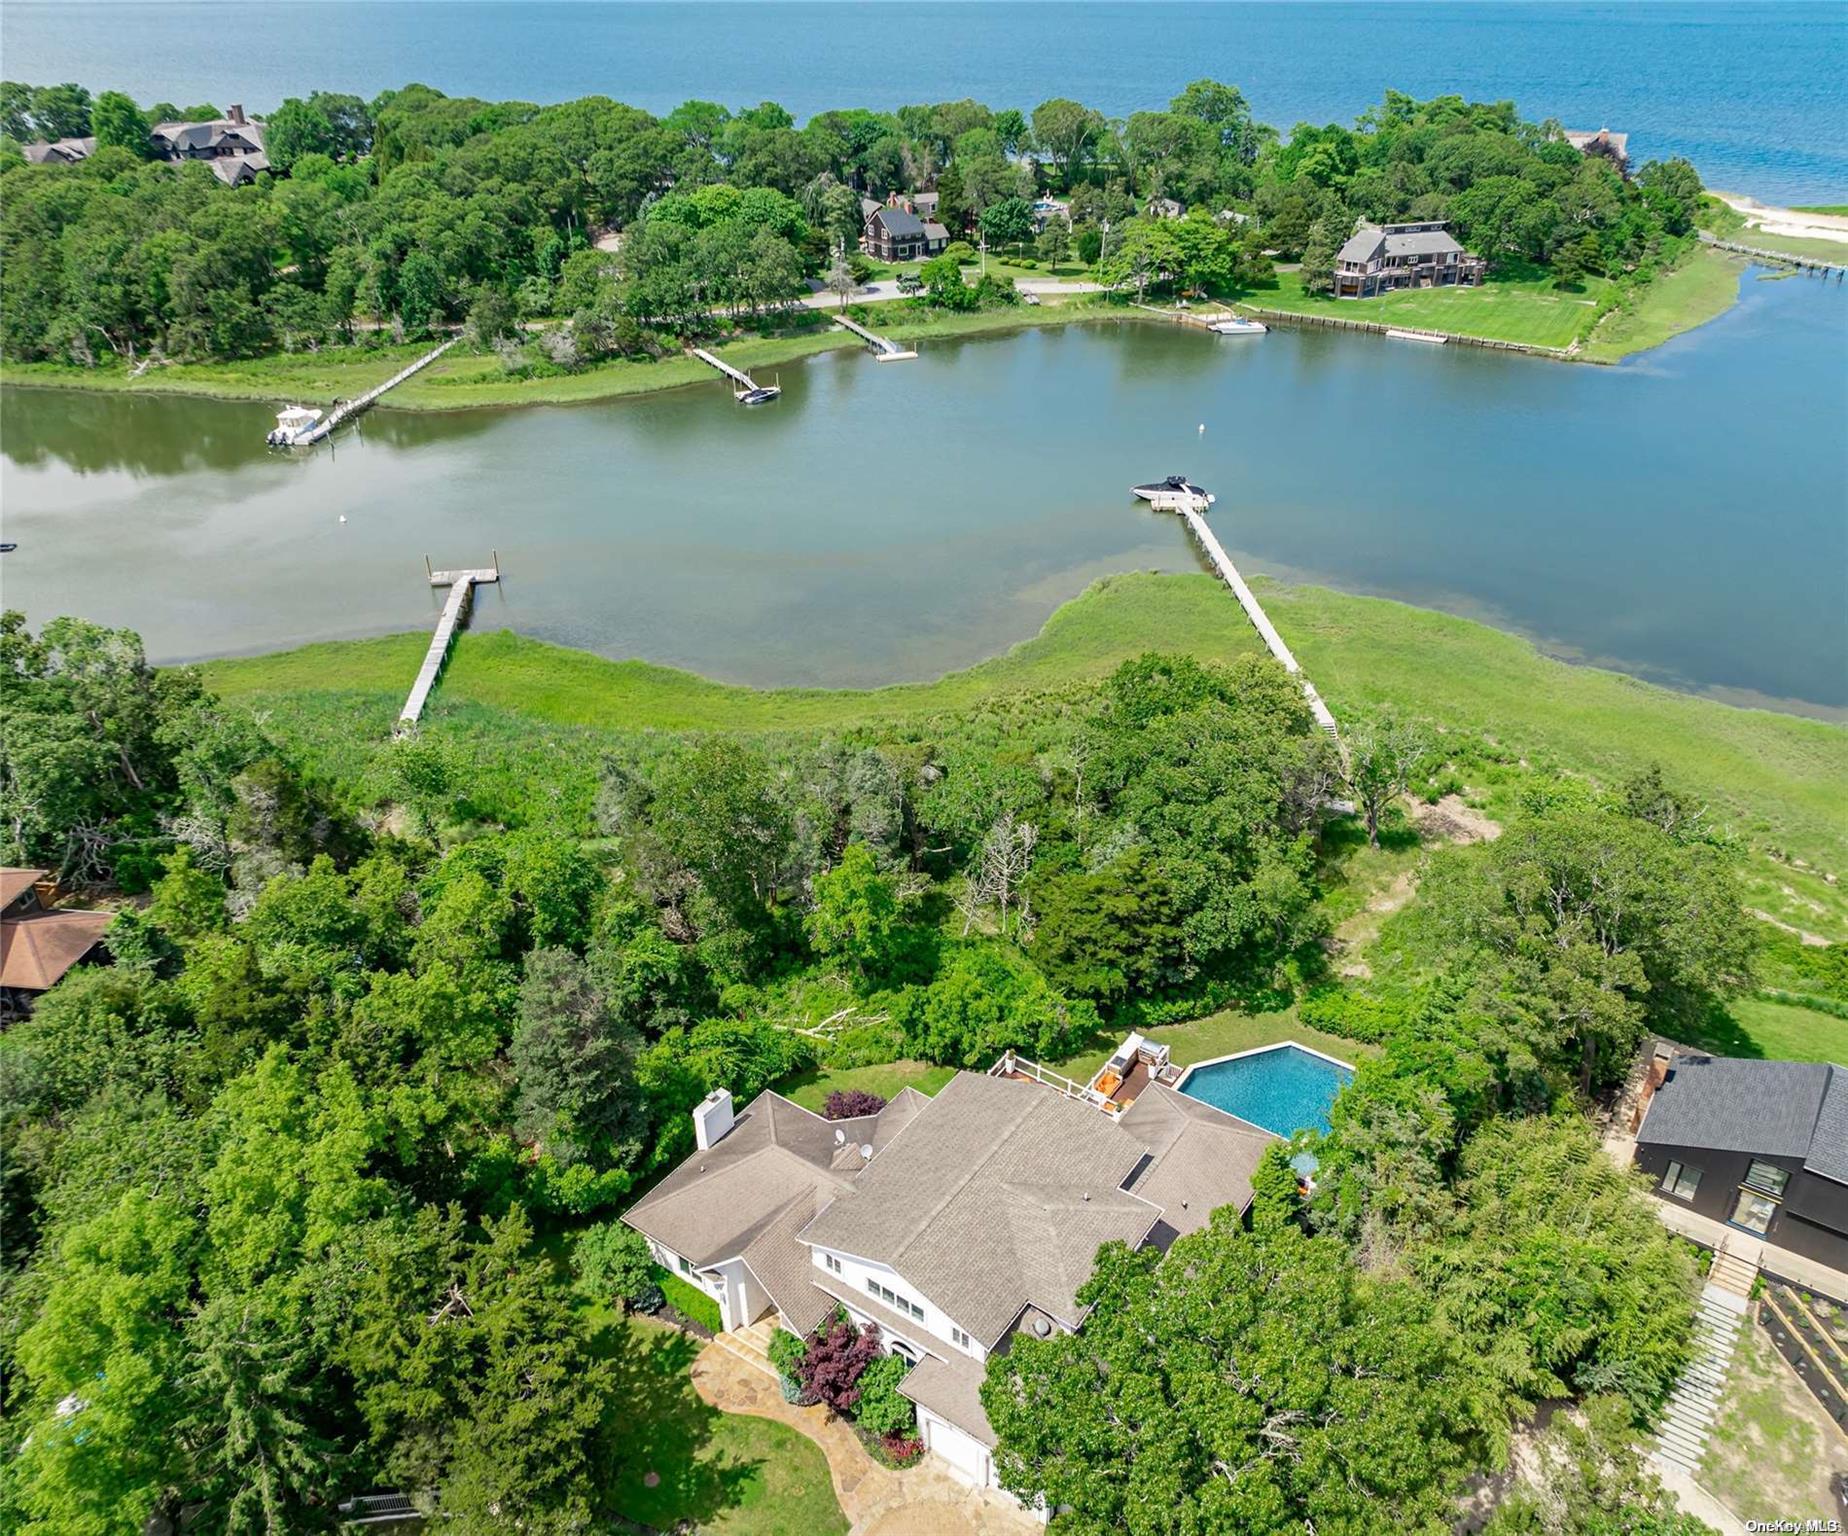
[863,203,950,262]
[1332,219,1487,299]
[1633,1053,1848,1273]
[22,135,95,165]
[1564,127,1630,174]
[625,1039,1275,1495]
[1145,197,1186,220]
[0,868,112,1020]
[23,104,270,186]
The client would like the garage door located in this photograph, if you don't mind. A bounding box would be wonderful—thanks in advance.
[921,1410,991,1487]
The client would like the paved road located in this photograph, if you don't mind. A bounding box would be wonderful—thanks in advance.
[798,275,1108,311]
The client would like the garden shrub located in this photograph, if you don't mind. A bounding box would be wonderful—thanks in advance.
[853,1354,915,1437]
[573,1221,661,1312]
[823,1088,887,1120]
[652,1264,722,1334]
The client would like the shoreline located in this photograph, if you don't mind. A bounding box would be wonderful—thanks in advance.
[0,244,1748,413]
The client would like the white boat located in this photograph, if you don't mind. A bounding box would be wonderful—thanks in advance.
[1386,328,1446,344]
[1210,315,1267,335]
[736,385,781,405]
[1132,475,1215,512]
[267,404,323,446]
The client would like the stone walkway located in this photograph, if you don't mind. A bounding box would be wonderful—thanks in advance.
[690,1341,1041,1536]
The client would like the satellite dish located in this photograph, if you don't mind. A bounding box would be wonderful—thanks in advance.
[860,1144,874,1161]
[1032,1315,1052,1338]
[834,1128,846,1145]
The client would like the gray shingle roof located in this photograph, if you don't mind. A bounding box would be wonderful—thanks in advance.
[1383,229,1463,257]
[740,1188,836,1336]
[623,1092,896,1266]
[1337,228,1387,265]
[1118,1084,1275,1242]
[898,1350,996,1447]
[1805,1067,1848,1183]
[1637,1055,1838,1163]
[873,207,927,239]
[798,1074,1161,1347]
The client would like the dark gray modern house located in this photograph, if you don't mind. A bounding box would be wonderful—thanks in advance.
[1633,1054,1848,1273]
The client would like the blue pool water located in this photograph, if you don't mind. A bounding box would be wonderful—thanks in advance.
[1179,1046,1354,1138]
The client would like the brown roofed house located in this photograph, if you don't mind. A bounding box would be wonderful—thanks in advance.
[1,869,112,1018]
[623,1036,1280,1500]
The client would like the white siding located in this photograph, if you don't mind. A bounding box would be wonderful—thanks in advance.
[917,1406,994,1488]
[809,1245,987,1363]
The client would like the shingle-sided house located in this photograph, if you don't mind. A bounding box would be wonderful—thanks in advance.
[1633,1053,1848,1272]
[23,105,269,186]
[863,204,950,262]
[1332,219,1487,299]
[624,1051,1274,1494]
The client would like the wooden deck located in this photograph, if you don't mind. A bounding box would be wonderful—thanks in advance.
[287,338,459,447]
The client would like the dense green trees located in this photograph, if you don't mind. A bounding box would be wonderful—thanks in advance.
[2,75,1700,364]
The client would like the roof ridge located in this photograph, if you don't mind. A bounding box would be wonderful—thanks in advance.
[882,1077,1045,1267]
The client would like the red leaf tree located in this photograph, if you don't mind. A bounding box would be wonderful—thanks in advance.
[797,1313,883,1412]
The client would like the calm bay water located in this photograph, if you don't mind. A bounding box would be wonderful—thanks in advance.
[3,2,1845,203]
[5,267,1845,713]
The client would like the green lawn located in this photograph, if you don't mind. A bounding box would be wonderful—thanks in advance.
[779,1059,959,1112]
[203,571,1848,937]
[1679,997,1846,1065]
[1793,204,1848,217]
[1243,268,1612,350]
[1579,247,1744,362]
[602,1314,847,1536]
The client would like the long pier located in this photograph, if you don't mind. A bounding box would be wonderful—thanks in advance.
[1236,304,1574,359]
[398,556,499,730]
[1698,233,1846,277]
[688,346,783,398]
[832,314,916,360]
[291,338,460,446]
[1173,507,1341,745]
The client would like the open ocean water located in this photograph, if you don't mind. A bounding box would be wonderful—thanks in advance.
[3,1,1845,203]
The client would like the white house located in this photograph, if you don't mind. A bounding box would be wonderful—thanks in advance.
[624,1046,1276,1497]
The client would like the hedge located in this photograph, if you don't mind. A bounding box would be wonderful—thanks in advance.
[652,1264,723,1334]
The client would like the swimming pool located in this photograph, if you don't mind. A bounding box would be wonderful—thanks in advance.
[1176,1044,1354,1137]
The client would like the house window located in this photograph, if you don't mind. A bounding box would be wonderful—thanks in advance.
[1743,1161,1789,1199]
[866,1278,880,1299]
[951,1326,971,1349]
[824,1253,842,1275]
[1660,1161,1702,1201]
[1730,1189,1777,1235]
[678,1254,694,1275]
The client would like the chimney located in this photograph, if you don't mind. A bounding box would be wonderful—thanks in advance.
[693,1087,734,1150]
[226,104,246,125]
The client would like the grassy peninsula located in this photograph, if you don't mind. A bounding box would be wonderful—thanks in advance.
[205,571,1848,953]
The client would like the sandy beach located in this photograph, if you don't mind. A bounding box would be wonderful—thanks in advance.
[1717,193,1848,246]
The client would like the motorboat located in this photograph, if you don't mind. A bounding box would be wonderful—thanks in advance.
[1132,474,1215,511]
[267,404,323,446]
[736,385,782,405]
[0,543,16,553]
[1210,314,1267,335]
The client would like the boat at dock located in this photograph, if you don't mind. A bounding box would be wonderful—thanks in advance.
[1210,315,1267,335]
[267,405,324,447]
[1132,474,1215,512]
[737,385,782,405]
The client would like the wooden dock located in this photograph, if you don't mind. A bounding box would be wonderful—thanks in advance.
[1235,304,1574,360]
[398,556,499,730]
[689,346,783,398]
[1699,233,1846,277]
[833,314,917,360]
[1174,507,1342,745]
[288,338,460,447]
[1132,302,1239,331]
